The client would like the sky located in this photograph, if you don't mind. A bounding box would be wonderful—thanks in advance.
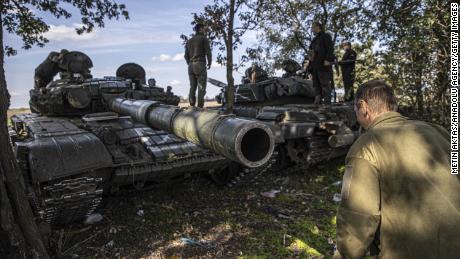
[4,1,260,108]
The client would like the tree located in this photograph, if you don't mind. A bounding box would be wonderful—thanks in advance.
[186,0,256,113]
[249,0,371,69]
[370,0,449,124]
[0,1,128,257]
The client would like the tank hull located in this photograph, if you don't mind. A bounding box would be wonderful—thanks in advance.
[10,112,228,225]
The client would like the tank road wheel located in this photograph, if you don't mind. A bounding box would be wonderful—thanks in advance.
[286,138,310,164]
[209,162,241,186]
[282,136,337,174]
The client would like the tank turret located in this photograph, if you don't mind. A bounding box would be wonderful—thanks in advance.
[29,54,180,116]
[208,63,359,172]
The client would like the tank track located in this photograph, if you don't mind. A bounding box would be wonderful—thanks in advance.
[34,177,104,225]
[226,151,277,187]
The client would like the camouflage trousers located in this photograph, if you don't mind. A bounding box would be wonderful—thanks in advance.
[342,72,355,102]
[188,62,207,108]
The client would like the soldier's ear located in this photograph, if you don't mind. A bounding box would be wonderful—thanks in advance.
[359,100,369,116]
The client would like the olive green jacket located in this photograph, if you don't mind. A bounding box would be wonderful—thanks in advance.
[335,112,460,258]
[184,33,212,65]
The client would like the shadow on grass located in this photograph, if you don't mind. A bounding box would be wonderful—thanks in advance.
[54,158,345,258]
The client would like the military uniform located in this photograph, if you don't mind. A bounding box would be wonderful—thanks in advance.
[34,52,60,90]
[281,59,301,78]
[335,112,460,258]
[339,49,357,101]
[309,31,335,104]
[184,32,212,108]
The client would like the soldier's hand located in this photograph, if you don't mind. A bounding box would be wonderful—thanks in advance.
[207,63,211,70]
[324,61,331,66]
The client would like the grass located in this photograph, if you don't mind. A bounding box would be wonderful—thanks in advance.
[7,108,30,124]
[52,159,346,258]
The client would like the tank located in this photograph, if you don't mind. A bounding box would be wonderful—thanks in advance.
[8,52,274,226]
[208,63,359,175]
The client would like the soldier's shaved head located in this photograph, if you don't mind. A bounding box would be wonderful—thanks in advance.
[355,80,398,114]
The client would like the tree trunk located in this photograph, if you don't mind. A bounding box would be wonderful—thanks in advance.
[225,0,235,114]
[0,12,49,258]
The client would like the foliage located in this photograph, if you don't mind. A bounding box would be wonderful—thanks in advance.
[248,0,372,69]
[370,0,450,125]
[1,0,129,56]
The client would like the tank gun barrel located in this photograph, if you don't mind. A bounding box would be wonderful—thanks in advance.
[109,98,275,168]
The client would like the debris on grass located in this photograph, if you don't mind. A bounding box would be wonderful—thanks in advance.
[263,205,291,219]
[287,238,323,257]
[260,190,280,198]
[109,227,117,234]
[105,240,114,248]
[332,180,342,186]
[181,237,215,249]
[137,209,144,217]
[84,213,103,225]
[332,193,342,202]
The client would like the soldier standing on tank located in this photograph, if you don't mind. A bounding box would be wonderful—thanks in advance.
[308,21,335,105]
[184,23,212,108]
[334,80,460,259]
[34,49,68,91]
[338,41,357,102]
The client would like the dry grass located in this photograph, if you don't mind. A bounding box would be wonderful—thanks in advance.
[178,101,220,108]
[7,108,30,124]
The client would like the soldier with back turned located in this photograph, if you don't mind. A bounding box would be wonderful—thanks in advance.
[334,80,460,258]
[34,49,68,91]
[184,23,212,108]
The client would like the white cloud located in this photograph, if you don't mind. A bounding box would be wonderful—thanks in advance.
[172,53,184,61]
[44,24,97,41]
[169,80,182,86]
[9,90,27,97]
[152,52,184,62]
[159,54,172,61]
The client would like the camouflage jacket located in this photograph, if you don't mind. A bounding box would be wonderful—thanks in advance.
[335,112,460,259]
